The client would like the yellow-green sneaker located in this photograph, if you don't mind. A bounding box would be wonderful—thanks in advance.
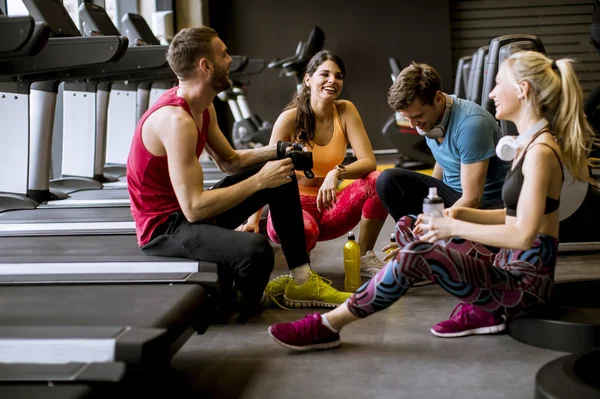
[283,270,352,308]
[261,274,292,308]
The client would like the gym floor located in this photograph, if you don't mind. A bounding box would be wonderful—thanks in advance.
[144,213,600,399]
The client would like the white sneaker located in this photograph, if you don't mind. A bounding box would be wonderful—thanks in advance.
[360,250,384,278]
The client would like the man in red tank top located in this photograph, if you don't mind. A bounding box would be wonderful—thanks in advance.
[127,26,351,315]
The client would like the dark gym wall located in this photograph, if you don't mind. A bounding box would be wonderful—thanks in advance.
[208,0,453,150]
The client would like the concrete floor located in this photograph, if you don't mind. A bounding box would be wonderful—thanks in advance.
[165,216,600,399]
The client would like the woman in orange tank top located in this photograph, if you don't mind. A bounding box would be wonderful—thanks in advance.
[245,51,389,278]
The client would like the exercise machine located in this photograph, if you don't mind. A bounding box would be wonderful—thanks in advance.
[453,55,472,100]
[217,57,272,149]
[267,26,326,93]
[0,13,224,391]
[466,45,489,105]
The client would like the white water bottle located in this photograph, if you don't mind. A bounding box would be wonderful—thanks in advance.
[422,187,446,246]
[423,187,444,217]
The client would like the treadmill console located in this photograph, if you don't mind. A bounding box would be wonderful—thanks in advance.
[78,2,120,37]
[21,0,80,37]
[121,13,160,46]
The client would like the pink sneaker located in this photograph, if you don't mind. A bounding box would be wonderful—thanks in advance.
[431,303,506,338]
[268,313,341,351]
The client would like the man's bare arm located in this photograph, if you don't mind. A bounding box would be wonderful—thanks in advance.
[203,104,277,174]
[453,159,489,209]
[432,162,443,180]
[160,110,293,222]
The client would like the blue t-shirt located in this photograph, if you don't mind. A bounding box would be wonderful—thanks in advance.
[426,96,509,203]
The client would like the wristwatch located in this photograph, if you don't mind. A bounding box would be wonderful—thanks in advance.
[334,164,346,179]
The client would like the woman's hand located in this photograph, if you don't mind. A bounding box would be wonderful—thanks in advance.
[316,170,339,212]
[412,206,461,237]
[414,214,456,243]
[381,241,399,262]
[235,221,260,233]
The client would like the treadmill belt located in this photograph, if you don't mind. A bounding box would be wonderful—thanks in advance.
[0,327,169,366]
[0,284,205,328]
[0,385,95,399]
[0,361,125,382]
[67,189,130,200]
[0,272,219,285]
[0,207,132,223]
[0,234,199,262]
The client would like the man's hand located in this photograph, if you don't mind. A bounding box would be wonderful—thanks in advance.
[257,158,295,189]
[276,141,304,159]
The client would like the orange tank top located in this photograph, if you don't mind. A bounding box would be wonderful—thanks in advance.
[296,102,347,196]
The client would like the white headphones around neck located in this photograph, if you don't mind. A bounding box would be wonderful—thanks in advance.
[416,93,453,140]
[495,118,549,162]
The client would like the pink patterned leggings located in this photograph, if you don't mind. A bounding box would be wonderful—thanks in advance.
[266,171,388,251]
[346,215,558,318]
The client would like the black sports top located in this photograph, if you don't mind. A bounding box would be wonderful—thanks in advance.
[501,131,564,217]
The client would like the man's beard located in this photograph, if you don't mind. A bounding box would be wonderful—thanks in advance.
[210,65,232,92]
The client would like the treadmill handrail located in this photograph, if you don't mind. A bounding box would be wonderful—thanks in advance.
[0,35,128,79]
[8,22,51,59]
[3,45,173,84]
[0,20,50,61]
[0,16,35,54]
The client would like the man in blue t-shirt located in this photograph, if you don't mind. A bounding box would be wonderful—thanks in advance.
[377,62,509,223]
[375,62,510,335]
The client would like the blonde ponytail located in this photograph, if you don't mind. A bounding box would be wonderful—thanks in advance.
[506,51,598,184]
[552,59,597,183]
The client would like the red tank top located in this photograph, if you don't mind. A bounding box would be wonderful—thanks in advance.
[127,86,209,246]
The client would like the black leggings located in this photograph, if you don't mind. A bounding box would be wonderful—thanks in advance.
[376,168,503,221]
[141,163,310,305]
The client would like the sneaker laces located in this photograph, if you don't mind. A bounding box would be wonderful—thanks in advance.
[448,303,475,323]
[262,275,292,310]
[268,296,291,311]
[308,272,333,298]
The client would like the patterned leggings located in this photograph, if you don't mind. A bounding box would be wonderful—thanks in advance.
[346,216,558,318]
[266,171,388,251]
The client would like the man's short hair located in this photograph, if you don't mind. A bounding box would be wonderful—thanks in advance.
[387,62,443,111]
[166,26,218,80]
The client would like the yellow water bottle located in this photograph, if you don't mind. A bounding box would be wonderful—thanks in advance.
[344,231,361,292]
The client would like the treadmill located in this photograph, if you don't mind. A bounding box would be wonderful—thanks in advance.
[0,1,221,291]
[0,283,215,388]
[0,3,127,215]
[0,1,164,232]
[0,9,227,280]
[0,361,125,399]
[58,4,225,205]
[0,2,233,237]
[0,9,222,389]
